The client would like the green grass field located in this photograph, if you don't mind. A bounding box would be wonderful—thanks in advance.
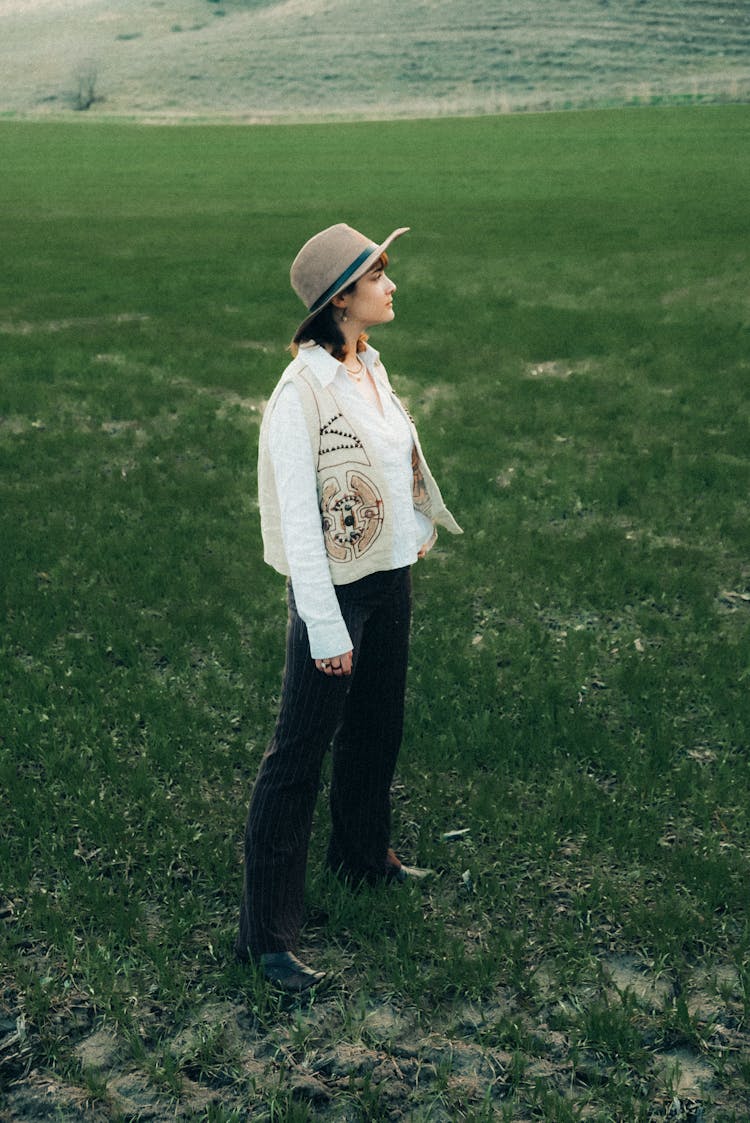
[1,106,750,1120]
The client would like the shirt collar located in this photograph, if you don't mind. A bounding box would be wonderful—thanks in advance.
[297,341,382,388]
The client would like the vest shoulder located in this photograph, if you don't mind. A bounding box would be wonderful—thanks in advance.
[279,355,309,381]
[263,357,314,414]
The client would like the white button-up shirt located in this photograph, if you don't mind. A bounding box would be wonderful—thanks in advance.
[267,343,433,658]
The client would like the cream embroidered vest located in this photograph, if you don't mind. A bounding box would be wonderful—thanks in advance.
[257,355,462,585]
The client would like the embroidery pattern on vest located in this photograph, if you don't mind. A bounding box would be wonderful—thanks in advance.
[318,412,371,470]
[291,368,386,564]
[320,470,384,562]
[411,446,432,517]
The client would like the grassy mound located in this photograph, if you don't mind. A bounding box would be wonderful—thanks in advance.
[0,0,748,120]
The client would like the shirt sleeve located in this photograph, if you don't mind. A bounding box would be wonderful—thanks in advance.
[267,382,353,660]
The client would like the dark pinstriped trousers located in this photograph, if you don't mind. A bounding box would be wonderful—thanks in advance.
[236,566,412,960]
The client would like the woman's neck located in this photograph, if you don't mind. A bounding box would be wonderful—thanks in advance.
[341,328,364,366]
[340,325,361,361]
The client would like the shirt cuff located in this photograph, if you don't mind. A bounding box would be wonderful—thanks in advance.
[304,613,354,661]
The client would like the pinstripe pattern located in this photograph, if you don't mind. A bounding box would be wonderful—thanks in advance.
[237,567,412,960]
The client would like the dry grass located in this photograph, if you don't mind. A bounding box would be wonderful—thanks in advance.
[0,0,748,121]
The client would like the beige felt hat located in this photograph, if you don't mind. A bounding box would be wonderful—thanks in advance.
[290,222,409,336]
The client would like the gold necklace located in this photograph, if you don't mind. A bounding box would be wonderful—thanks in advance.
[344,355,364,381]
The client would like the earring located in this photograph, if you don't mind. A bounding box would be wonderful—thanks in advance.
[340,308,348,323]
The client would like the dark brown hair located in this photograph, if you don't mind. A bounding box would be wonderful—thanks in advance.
[289,252,388,361]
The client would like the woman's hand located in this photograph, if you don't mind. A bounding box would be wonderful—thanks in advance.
[315,650,354,677]
[418,528,438,559]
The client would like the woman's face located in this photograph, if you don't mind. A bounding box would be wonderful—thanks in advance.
[338,261,397,329]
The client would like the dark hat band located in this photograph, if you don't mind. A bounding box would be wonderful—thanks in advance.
[308,244,378,314]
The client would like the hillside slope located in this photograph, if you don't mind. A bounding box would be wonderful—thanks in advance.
[0,0,748,120]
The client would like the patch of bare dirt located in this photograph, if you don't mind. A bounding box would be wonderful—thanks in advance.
[525,359,574,379]
[604,953,673,1008]
[0,314,149,335]
[3,949,749,1121]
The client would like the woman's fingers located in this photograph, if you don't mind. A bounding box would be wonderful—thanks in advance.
[418,528,438,559]
[315,650,354,676]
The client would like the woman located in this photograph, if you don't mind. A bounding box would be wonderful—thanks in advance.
[237,223,461,992]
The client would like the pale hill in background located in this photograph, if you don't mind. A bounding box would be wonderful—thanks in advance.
[0,0,748,121]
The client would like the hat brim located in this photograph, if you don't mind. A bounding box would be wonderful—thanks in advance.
[293,226,409,339]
